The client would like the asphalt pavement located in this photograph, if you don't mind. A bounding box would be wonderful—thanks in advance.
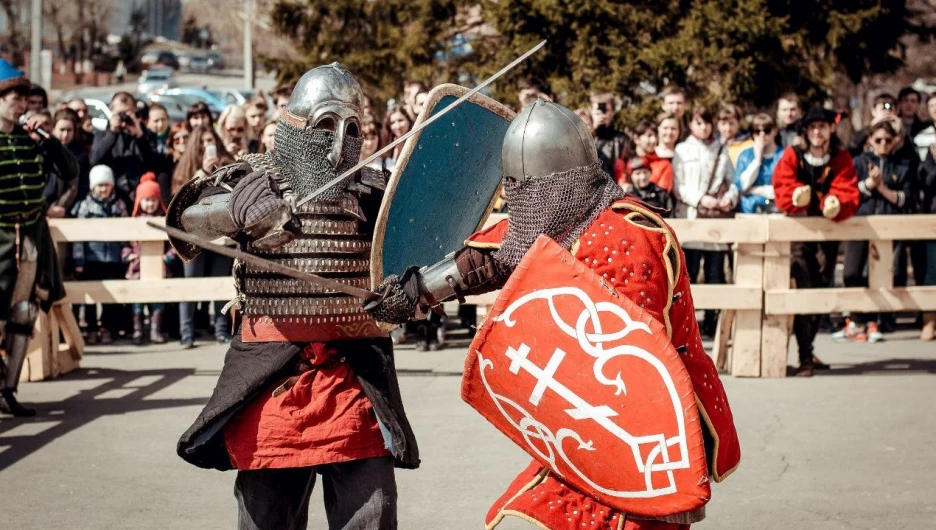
[1,329,934,529]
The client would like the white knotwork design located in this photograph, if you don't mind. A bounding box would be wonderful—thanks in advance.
[477,286,689,498]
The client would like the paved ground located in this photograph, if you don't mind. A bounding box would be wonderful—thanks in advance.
[1,329,934,529]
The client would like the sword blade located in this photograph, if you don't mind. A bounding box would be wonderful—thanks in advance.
[296,39,547,207]
[148,221,379,302]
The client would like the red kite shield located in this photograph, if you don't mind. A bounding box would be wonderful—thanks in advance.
[462,235,710,517]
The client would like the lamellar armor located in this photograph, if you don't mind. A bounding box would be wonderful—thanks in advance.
[166,63,387,343]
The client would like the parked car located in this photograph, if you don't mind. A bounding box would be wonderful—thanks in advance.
[138,68,176,94]
[206,52,225,71]
[154,88,226,114]
[188,54,210,74]
[84,98,112,132]
[208,88,273,113]
[140,50,180,70]
[139,94,188,123]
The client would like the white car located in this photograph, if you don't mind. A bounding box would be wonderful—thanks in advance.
[138,68,176,95]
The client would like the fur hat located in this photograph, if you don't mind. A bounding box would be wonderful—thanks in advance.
[0,59,30,96]
[89,165,115,188]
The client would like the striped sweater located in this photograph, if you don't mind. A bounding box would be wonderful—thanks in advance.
[0,127,46,226]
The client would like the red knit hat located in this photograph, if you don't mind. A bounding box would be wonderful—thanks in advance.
[133,172,166,216]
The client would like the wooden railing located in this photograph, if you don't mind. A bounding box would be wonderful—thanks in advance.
[37,213,936,380]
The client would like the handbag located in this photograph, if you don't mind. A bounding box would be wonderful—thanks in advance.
[695,144,735,218]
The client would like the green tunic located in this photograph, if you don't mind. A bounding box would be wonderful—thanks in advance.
[0,126,77,320]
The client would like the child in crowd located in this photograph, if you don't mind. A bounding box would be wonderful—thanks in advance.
[71,165,129,344]
[122,172,176,345]
[628,157,674,216]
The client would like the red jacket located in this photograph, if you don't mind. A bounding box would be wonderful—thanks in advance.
[615,153,675,192]
[772,146,859,221]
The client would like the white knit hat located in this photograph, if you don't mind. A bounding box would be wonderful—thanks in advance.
[89,165,115,188]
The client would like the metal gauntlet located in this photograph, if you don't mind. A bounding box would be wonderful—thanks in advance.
[418,254,468,305]
[179,193,240,241]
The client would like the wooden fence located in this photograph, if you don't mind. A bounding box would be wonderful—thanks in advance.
[26,214,936,381]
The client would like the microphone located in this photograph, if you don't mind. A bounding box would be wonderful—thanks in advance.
[19,113,51,140]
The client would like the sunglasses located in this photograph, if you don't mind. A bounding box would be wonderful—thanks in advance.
[871,136,894,145]
[226,126,245,133]
[753,128,774,135]
[173,135,189,144]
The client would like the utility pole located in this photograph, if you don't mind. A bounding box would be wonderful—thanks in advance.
[243,0,254,90]
[30,0,42,85]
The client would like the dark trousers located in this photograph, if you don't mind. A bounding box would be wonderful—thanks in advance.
[180,251,233,341]
[894,240,927,287]
[925,241,936,287]
[683,248,726,335]
[790,241,840,363]
[78,261,127,332]
[234,457,397,530]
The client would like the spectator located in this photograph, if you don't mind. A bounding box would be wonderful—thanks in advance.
[258,119,277,155]
[90,91,160,202]
[673,105,737,337]
[29,110,76,219]
[48,109,86,211]
[362,93,375,121]
[660,86,688,123]
[218,105,253,156]
[382,104,413,173]
[146,103,172,154]
[244,100,266,140]
[186,102,214,130]
[614,120,674,192]
[359,118,383,170]
[123,172,176,345]
[402,79,428,120]
[114,60,127,84]
[67,98,95,139]
[412,90,430,119]
[717,104,754,166]
[898,87,930,138]
[735,113,782,214]
[517,77,554,108]
[772,107,860,376]
[590,91,628,178]
[573,107,594,135]
[775,92,803,148]
[849,93,899,157]
[655,112,682,161]
[159,122,191,203]
[71,165,129,344]
[272,85,293,119]
[912,91,936,160]
[835,118,918,343]
[170,125,235,347]
[918,142,936,340]
[627,157,674,215]
[27,84,48,113]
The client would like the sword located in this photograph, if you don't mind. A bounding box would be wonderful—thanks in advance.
[147,221,380,302]
[295,39,547,207]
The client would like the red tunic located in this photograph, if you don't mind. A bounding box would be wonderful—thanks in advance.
[473,196,740,529]
[772,146,859,221]
[224,342,390,470]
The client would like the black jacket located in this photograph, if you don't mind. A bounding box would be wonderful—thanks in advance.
[631,183,675,217]
[919,149,936,215]
[90,128,160,201]
[853,151,918,216]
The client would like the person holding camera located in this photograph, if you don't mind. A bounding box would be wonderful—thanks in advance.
[90,92,160,203]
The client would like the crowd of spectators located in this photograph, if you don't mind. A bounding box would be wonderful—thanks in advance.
[31,72,936,357]
[533,76,936,354]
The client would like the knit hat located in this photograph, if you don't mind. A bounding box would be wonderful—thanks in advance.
[132,172,166,216]
[89,165,115,188]
[0,59,30,96]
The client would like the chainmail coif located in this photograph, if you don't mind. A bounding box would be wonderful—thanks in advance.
[493,162,624,267]
[273,121,364,201]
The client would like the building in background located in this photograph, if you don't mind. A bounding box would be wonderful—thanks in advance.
[111,0,183,42]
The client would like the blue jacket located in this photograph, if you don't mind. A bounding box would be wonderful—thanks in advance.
[734,146,782,213]
[71,193,128,266]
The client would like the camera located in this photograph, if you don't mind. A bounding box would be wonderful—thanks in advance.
[119,112,134,126]
[597,102,608,113]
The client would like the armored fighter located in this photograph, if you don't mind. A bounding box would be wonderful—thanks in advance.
[0,60,78,417]
[167,63,418,530]
[366,101,741,529]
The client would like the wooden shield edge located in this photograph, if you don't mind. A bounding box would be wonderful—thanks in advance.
[369,83,516,288]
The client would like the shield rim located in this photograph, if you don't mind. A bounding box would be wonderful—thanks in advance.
[369,83,515,288]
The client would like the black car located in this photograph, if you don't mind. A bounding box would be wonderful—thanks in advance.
[156,51,180,70]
